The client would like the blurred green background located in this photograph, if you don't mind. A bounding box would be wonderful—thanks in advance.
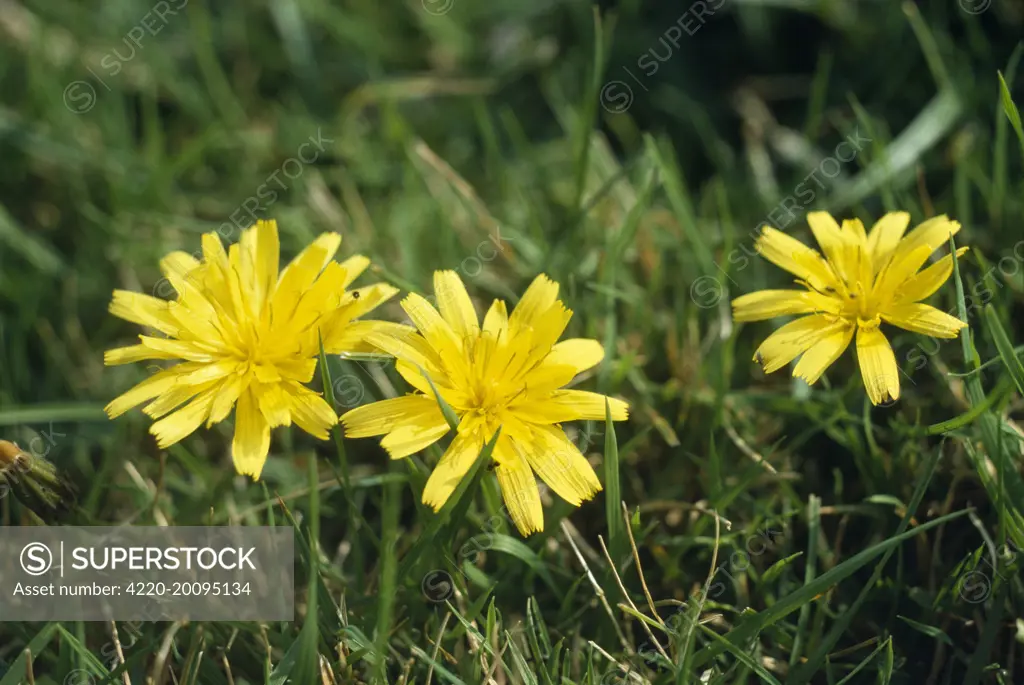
[1,0,1024,683]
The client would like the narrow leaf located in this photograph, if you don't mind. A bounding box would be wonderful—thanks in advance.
[985,305,1024,397]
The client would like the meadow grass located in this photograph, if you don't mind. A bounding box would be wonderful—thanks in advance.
[0,0,1023,683]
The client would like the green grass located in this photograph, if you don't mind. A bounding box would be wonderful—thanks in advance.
[1,0,1024,683]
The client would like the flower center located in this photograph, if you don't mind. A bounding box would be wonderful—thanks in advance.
[469,379,524,416]
[833,275,880,326]
[856,314,881,329]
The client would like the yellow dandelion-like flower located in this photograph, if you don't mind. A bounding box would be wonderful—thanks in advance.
[104,219,406,478]
[340,271,629,536]
[732,211,968,405]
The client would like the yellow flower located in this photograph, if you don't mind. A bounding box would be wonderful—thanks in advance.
[732,211,968,405]
[104,219,405,478]
[340,272,629,535]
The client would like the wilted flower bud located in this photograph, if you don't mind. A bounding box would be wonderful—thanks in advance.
[0,439,77,521]
[0,439,22,468]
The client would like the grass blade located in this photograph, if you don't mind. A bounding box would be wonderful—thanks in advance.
[417,364,461,432]
[878,638,894,685]
[984,304,1024,397]
[693,620,783,685]
[571,7,608,217]
[0,204,63,275]
[963,584,1008,685]
[0,624,57,685]
[789,494,821,667]
[950,239,1024,548]
[603,400,626,568]
[269,449,323,684]
[691,506,970,669]
[834,637,891,685]
[397,430,502,581]
[920,375,1015,436]
[788,442,945,683]
[997,70,1024,164]
[374,454,401,683]
[482,533,557,591]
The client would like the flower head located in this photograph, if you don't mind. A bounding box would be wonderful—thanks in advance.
[340,271,629,535]
[732,211,968,404]
[104,219,404,478]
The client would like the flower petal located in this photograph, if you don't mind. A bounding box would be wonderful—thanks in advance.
[272,238,337,323]
[866,211,910,271]
[792,323,854,385]
[881,303,966,339]
[891,215,961,265]
[341,394,450,459]
[340,395,443,438]
[526,302,572,355]
[545,339,605,374]
[521,362,579,397]
[365,328,441,374]
[338,254,370,288]
[143,375,222,419]
[380,417,451,459]
[326,320,418,355]
[286,261,348,333]
[841,219,873,287]
[208,371,249,426]
[109,290,181,337]
[201,232,230,270]
[871,244,933,303]
[273,358,318,384]
[434,270,480,340]
[754,314,846,374]
[875,216,962,299]
[509,274,560,335]
[256,383,292,428]
[844,217,868,245]
[422,430,484,510]
[856,326,900,405]
[149,387,217,449]
[281,232,341,280]
[104,364,200,418]
[232,387,272,479]
[394,361,471,408]
[104,344,180,366]
[342,283,400,320]
[401,292,465,359]
[754,227,837,290]
[280,382,337,440]
[806,211,845,270]
[482,299,508,338]
[253,219,281,310]
[137,336,223,363]
[319,284,402,349]
[512,390,628,424]
[495,445,544,536]
[731,290,840,322]
[518,426,602,507]
[892,247,969,304]
[160,251,201,286]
